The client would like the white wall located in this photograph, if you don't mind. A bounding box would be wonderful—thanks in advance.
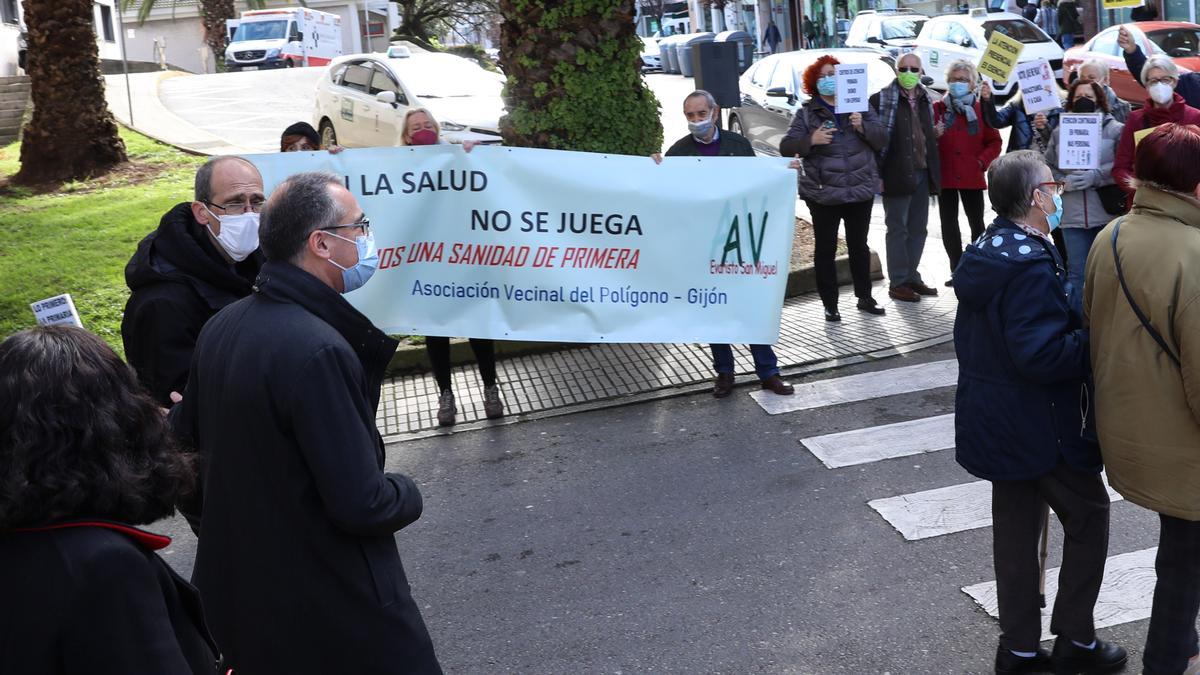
[93,0,124,61]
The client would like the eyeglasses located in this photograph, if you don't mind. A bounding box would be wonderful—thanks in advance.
[1146,76,1177,86]
[320,215,371,235]
[1037,181,1065,196]
[897,66,921,73]
[206,199,265,215]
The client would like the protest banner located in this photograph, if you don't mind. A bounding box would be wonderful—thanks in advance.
[248,146,796,344]
[1057,114,1102,170]
[30,294,82,327]
[1102,0,1143,7]
[1015,59,1060,115]
[978,30,1024,85]
[835,63,869,114]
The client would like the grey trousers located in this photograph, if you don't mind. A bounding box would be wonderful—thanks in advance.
[882,170,930,287]
[992,462,1111,652]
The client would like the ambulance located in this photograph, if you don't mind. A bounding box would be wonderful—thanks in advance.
[225,8,342,72]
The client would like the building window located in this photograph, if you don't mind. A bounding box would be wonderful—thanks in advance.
[1,0,19,26]
[98,3,116,43]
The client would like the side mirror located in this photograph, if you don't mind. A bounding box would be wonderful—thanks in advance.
[921,75,934,86]
[376,90,397,106]
[960,37,973,48]
[766,86,790,98]
[291,32,302,43]
[866,36,883,44]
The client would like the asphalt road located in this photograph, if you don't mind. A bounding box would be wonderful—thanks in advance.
[152,344,1163,674]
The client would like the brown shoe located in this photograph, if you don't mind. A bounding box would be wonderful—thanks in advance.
[888,285,921,302]
[906,281,940,297]
[760,375,794,395]
[713,372,735,398]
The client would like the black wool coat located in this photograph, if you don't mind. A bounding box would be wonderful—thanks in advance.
[122,202,263,406]
[0,522,218,674]
[170,261,442,675]
[665,129,755,157]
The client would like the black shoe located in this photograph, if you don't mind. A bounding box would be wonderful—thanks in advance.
[824,306,841,322]
[857,297,886,315]
[1050,637,1126,674]
[996,645,1052,674]
[944,278,954,287]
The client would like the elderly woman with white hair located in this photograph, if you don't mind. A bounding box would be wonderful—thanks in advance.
[1073,58,1131,123]
[932,59,1002,283]
[1112,54,1200,201]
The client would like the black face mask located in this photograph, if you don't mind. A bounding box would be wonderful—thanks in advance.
[1072,97,1097,114]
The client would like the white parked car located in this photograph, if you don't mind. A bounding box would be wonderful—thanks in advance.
[640,37,662,72]
[313,51,505,148]
[913,9,1064,98]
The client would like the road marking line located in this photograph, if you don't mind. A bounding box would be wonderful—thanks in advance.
[872,476,1124,541]
[800,414,955,468]
[749,359,958,415]
[962,547,1157,642]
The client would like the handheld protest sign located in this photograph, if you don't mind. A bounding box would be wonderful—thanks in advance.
[1102,0,1143,7]
[978,31,1024,85]
[1057,114,1102,171]
[1016,59,1060,115]
[1134,125,1160,147]
[835,63,869,114]
[31,294,83,328]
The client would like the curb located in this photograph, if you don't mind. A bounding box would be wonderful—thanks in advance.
[385,250,884,376]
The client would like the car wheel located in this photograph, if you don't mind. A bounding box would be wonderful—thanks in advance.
[728,115,743,136]
[285,59,295,68]
[319,119,337,147]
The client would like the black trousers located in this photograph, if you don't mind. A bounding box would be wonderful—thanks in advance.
[938,188,986,273]
[1144,514,1200,675]
[806,199,874,308]
[425,337,497,392]
[991,462,1111,652]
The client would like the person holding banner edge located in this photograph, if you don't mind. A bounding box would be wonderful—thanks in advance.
[1119,25,1200,110]
[656,90,795,398]
[779,56,888,322]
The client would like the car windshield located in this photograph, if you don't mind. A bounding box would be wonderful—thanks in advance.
[232,20,287,42]
[398,58,504,98]
[881,18,925,40]
[983,19,1050,44]
[1146,28,1200,57]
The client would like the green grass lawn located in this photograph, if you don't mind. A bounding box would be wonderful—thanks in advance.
[0,129,204,355]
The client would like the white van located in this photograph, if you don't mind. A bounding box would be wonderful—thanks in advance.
[225,8,342,72]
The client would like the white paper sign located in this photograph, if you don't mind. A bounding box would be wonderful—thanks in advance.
[835,63,869,114]
[30,294,83,328]
[1016,58,1060,115]
[1058,113,1103,170]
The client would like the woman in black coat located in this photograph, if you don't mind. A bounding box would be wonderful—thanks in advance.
[0,326,217,673]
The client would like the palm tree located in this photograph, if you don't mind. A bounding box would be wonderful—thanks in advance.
[14,0,127,185]
[124,0,266,71]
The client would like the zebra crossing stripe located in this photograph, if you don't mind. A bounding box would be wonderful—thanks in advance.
[870,475,1124,541]
[962,547,1158,642]
[750,359,959,415]
[800,414,956,468]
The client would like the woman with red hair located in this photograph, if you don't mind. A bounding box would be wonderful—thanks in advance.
[780,55,888,321]
[1086,123,1200,675]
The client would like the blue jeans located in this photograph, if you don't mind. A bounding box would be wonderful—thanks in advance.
[710,344,779,380]
[1061,32,1075,49]
[1061,227,1100,294]
[883,170,930,287]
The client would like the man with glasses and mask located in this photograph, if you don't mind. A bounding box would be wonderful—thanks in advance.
[122,156,266,406]
[170,172,443,674]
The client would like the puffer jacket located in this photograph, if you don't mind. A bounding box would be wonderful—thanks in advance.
[1084,186,1200,520]
[1045,114,1124,229]
[953,217,1099,481]
[780,98,888,206]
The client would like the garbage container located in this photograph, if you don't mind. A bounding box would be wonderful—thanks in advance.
[714,30,755,74]
[678,32,715,78]
[660,35,684,74]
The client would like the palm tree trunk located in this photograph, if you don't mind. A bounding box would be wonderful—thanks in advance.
[200,0,236,72]
[14,0,127,185]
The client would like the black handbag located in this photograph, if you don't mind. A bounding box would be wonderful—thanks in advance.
[1097,184,1127,215]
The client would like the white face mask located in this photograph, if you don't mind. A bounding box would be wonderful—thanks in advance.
[1149,82,1174,105]
[202,205,260,262]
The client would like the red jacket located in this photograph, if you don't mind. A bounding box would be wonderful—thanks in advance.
[1112,93,1200,198]
[934,99,1002,190]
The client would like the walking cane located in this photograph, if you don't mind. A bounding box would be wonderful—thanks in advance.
[1038,503,1050,608]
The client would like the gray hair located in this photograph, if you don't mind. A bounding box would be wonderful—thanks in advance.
[945,59,977,85]
[259,171,346,263]
[684,90,718,109]
[987,150,1048,221]
[193,156,258,203]
[1079,58,1110,82]
[1142,54,1180,83]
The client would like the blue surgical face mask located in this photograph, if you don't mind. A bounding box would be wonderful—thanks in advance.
[817,75,837,96]
[1037,190,1064,232]
[949,82,971,98]
[325,229,378,293]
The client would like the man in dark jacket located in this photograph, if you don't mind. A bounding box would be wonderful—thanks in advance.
[1057,0,1081,48]
[655,90,794,399]
[871,53,942,303]
[122,156,265,406]
[953,150,1126,674]
[1120,24,1200,109]
[170,172,442,674]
